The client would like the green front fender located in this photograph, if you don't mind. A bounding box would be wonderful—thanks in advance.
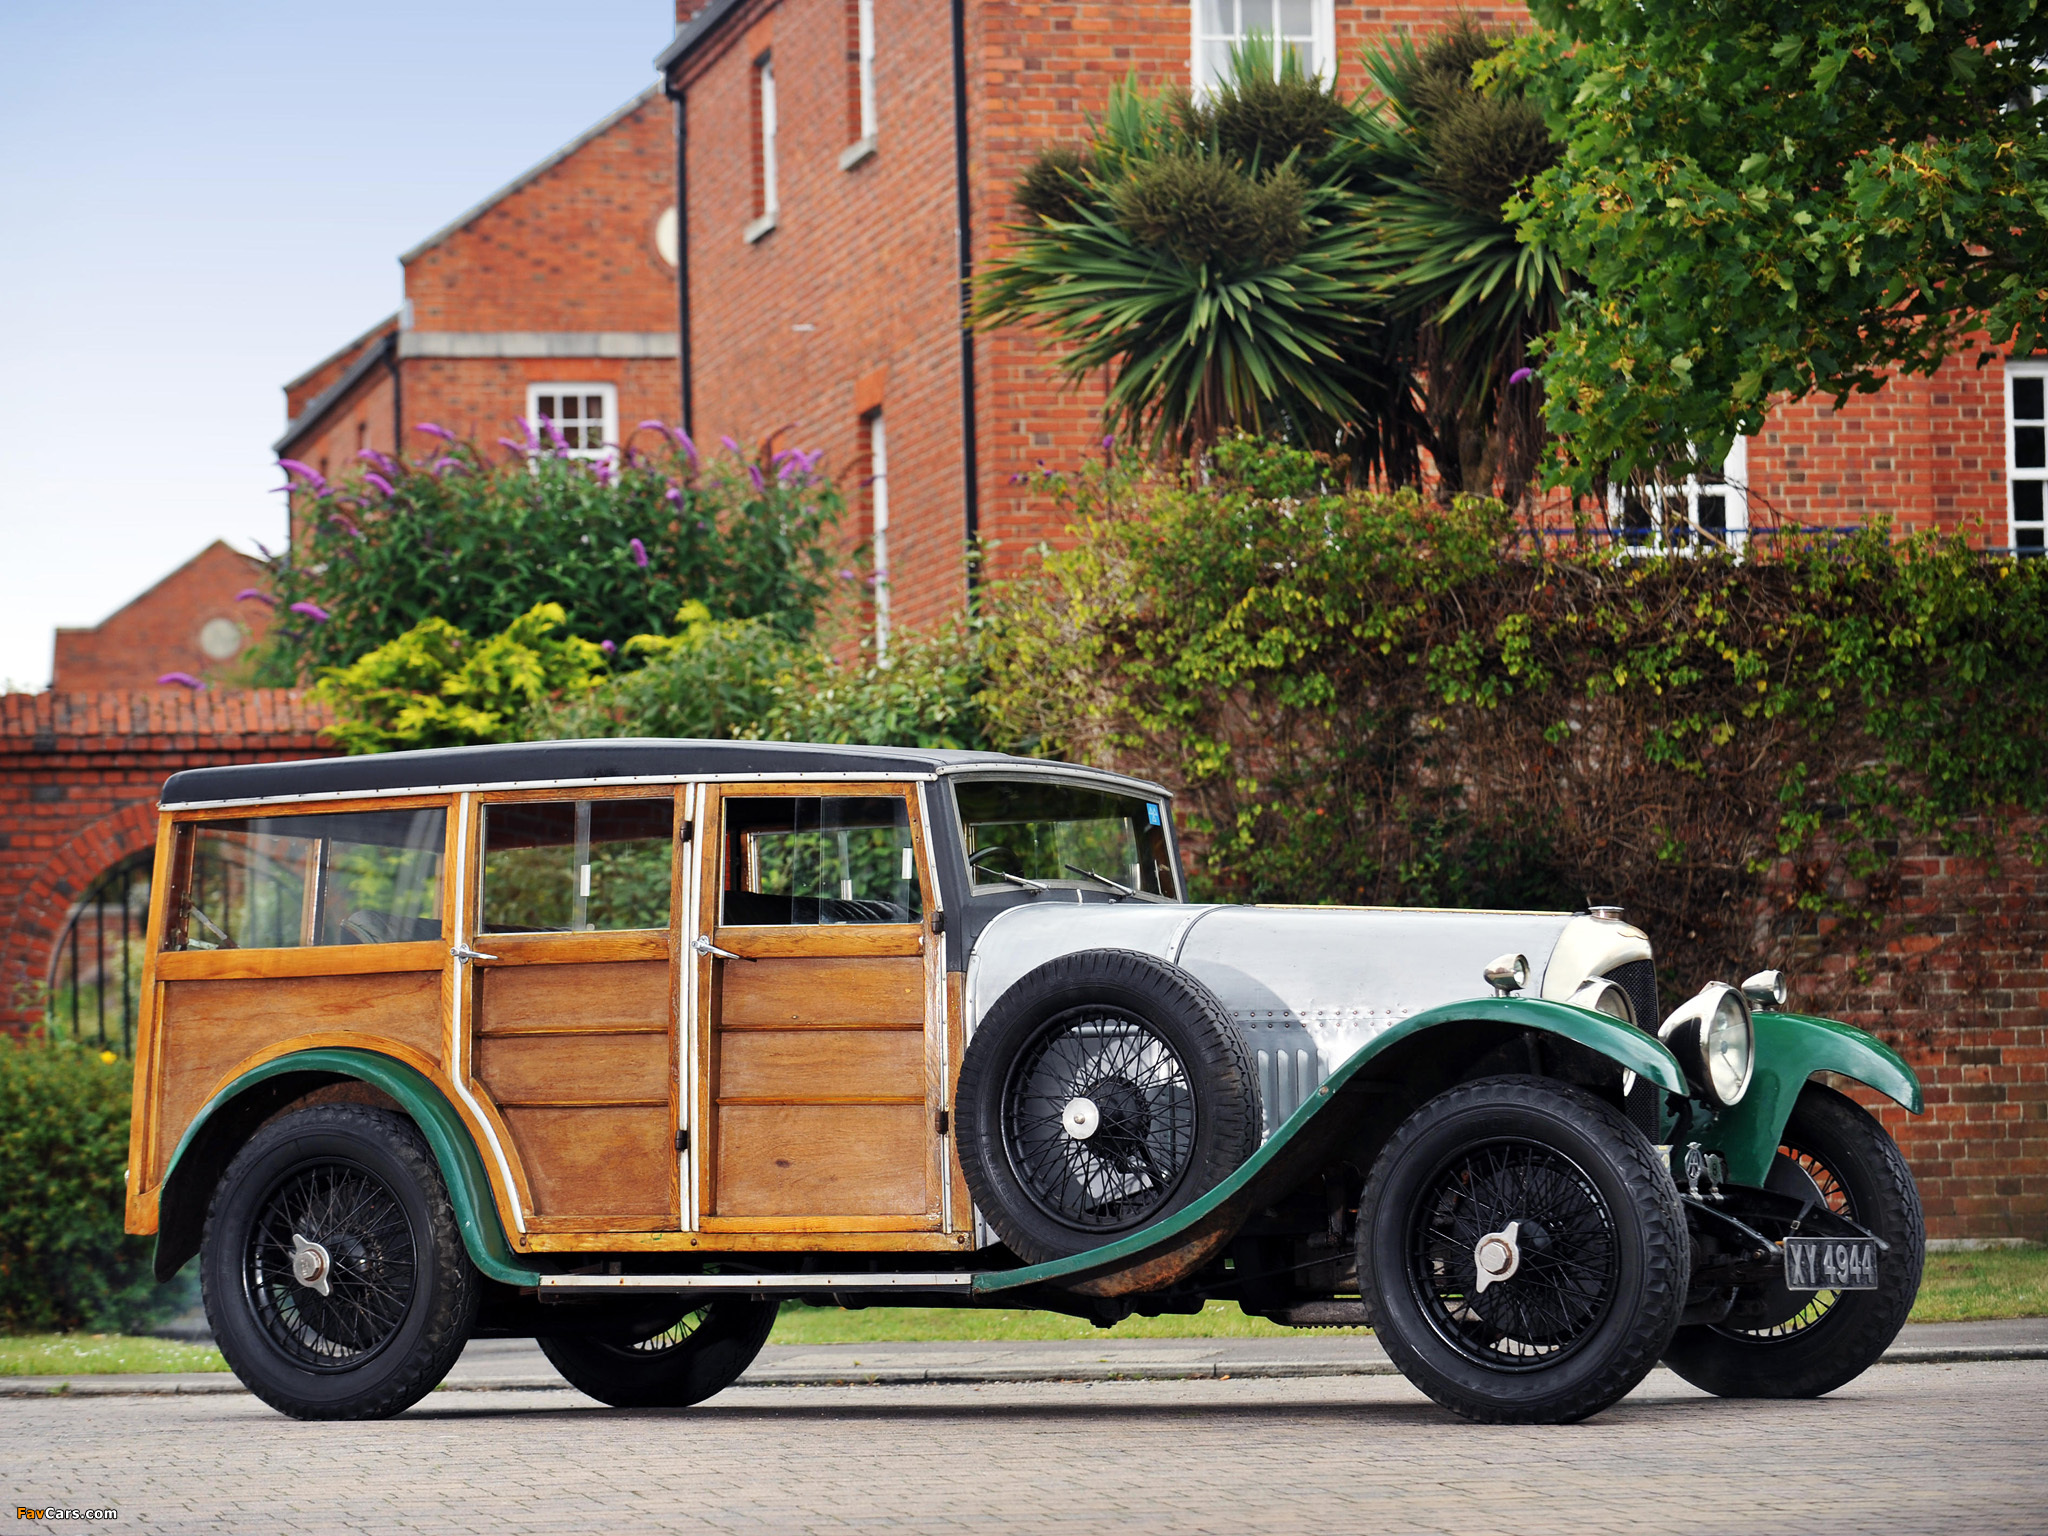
[1703,1012,1922,1187]
[157,1048,537,1287]
[976,994,1688,1296]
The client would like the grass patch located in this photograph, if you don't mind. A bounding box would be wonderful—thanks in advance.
[1909,1245,2048,1324]
[0,1333,227,1377]
[769,1299,1364,1345]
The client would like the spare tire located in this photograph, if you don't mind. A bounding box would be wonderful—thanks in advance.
[956,949,1262,1264]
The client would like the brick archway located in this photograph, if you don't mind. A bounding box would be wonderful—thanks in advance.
[2,798,161,1019]
[0,688,333,1028]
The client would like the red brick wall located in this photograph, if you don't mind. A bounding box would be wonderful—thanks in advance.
[677,0,977,635]
[52,543,275,692]
[1747,353,2012,541]
[0,691,335,1031]
[401,90,677,336]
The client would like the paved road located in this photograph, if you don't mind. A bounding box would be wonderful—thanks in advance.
[7,1358,2047,1535]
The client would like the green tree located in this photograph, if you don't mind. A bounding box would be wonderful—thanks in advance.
[1506,0,2048,493]
[264,428,840,679]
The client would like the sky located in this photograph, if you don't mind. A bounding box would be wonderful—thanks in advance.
[0,1,671,690]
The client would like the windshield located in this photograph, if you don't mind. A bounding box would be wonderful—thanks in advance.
[954,779,1177,899]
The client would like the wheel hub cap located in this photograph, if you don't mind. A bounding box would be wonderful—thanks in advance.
[1062,1097,1100,1140]
[290,1232,333,1297]
[1472,1220,1521,1295]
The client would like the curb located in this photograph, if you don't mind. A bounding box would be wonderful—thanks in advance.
[7,1343,2046,1398]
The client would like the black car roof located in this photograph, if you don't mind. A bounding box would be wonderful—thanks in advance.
[157,739,1164,809]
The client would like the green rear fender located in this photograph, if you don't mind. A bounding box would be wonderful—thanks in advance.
[1703,1012,1922,1187]
[154,1048,536,1287]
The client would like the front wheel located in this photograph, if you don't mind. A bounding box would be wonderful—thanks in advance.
[538,1298,779,1407]
[201,1105,479,1420]
[1359,1076,1689,1425]
[1663,1084,1924,1399]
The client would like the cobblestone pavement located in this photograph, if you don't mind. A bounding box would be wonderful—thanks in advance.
[7,1361,2045,1535]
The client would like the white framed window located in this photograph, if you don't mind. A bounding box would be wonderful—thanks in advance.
[856,0,877,144]
[527,383,617,459]
[2011,361,2047,554]
[1610,437,1751,554]
[746,53,780,243]
[1192,0,1335,93]
[867,410,892,656]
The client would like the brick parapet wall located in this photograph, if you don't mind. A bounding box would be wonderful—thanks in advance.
[1747,821,2048,1240]
[0,690,335,1029]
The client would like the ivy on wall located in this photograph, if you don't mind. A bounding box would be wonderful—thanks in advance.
[984,438,2048,988]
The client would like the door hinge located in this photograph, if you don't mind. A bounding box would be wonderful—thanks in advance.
[929,909,945,935]
[675,1127,690,1153]
[935,1109,949,1137]
[678,820,693,846]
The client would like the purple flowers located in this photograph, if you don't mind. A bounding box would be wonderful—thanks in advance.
[628,537,649,568]
[356,447,398,475]
[512,417,542,451]
[1508,367,1536,386]
[289,601,331,623]
[838,567,858,581]
[636,419,670,434]
[157,671,204,689]
[327,511,363,538]
[414,422,456,442]
[772,446,824,482]
[278,458,328,494]
[235,588,276,607]
[362,471,396,498]
[672,428,699,467]
[600,639,617,655]
[543,418,568,452]
[721,435,742,454]
[747,464,767,493]
[591,459,615,486]
[665,484,684,505]
[1102,434,1116,452]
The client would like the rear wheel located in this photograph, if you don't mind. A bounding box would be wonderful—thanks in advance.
[1663,1084,1923,1399]
[955,949,1261,1264]
[201,1105,478,1420]
[538,1298,779,1407]
[1359,1076,1689,1424]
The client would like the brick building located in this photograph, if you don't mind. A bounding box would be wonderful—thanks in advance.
[50,540,273,693]
[658,0,2043,646]
[276,86,682,517]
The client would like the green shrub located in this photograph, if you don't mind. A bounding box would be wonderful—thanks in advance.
[312,602,609,754]
[0,1039,189,1335]
[262,431,841,681]
[984,436,2048,989]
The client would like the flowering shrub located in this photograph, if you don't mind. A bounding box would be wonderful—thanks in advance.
[0,1039,189,1334]
[261,425,841,680]
[984,437,2048,989]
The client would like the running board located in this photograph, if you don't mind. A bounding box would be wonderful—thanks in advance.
[538,1271,977,1294]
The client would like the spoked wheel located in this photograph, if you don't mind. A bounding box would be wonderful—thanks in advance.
[955,950,1261,1264]
[1360,1076,1688,1424]
[202,1106,478,1420]
[1664,1084,1923,1399]
[538,1297,779,1408]
[1005,1010,1197,1230]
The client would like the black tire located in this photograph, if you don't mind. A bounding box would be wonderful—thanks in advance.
[201,1105,479,1420]
[1664,1083,1924,1399]
[955,949,1261,1265]
[1358,1076,1689,1425]
[538,1298,779,1408]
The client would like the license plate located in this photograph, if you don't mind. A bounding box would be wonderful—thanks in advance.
[1783,1236,1880,1291]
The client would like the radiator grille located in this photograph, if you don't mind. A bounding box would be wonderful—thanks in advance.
[1607,958,1661,1034]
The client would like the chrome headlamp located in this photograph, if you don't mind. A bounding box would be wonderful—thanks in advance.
[1741,969,1788,1010]
[1658,983,1755,1108]
[1565,976,1638,1028]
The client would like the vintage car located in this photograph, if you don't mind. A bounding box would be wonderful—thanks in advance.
[124,740,1925,1424]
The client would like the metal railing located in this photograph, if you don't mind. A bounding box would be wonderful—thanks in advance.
[44,852,153,1058]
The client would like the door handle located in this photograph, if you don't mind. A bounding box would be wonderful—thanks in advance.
[692,934,753,963]
[451,941,498,965]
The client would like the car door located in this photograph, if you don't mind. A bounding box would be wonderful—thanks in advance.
[465,788,682,1235]
[691,782,947,1235]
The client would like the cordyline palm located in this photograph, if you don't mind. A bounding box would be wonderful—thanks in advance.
[976,43,1426,482]
[976,26,1570,504]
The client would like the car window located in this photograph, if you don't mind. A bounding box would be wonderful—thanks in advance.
[954,779,1176,898]
[720,795,922,926]
[481,799,674,933]
[171,807,446,951]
